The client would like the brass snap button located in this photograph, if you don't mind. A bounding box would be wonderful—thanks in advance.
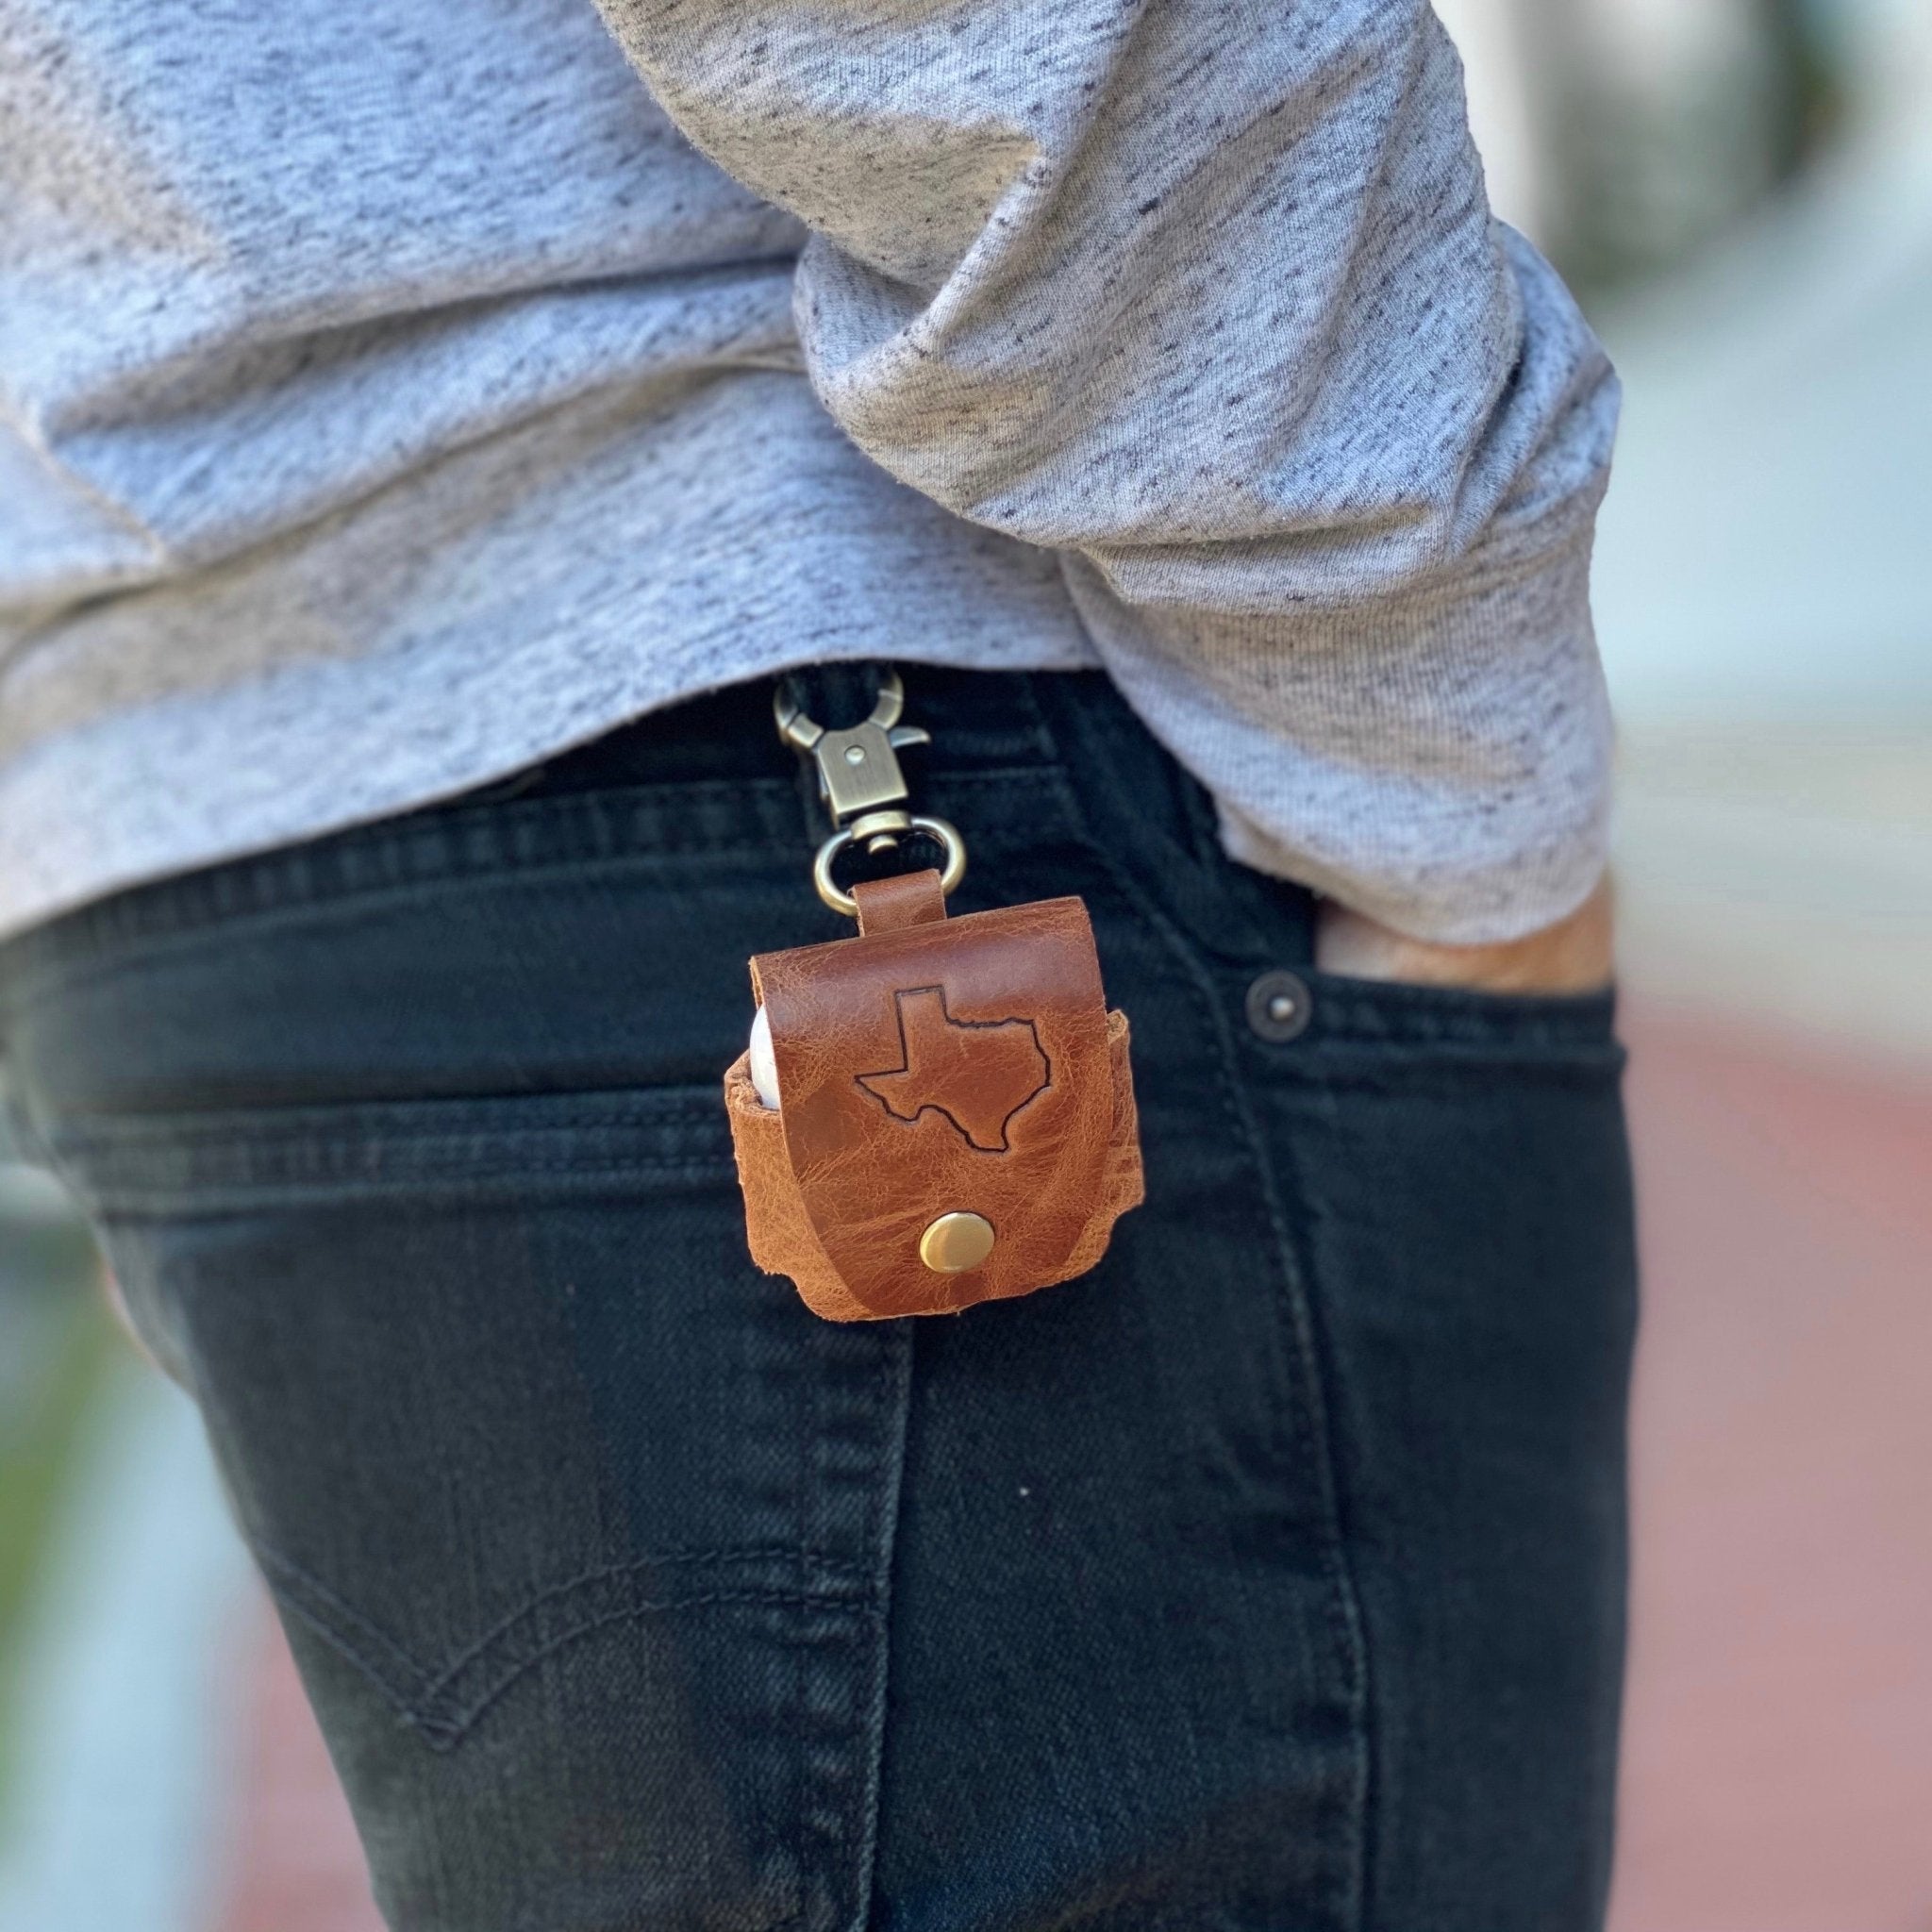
[920,1211,996,1274]
[1245,970,1312,1043]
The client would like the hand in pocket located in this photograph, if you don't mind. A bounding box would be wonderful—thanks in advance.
[1315,876,1614,994]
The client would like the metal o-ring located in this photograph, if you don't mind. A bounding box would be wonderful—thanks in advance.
[812,815,968,917]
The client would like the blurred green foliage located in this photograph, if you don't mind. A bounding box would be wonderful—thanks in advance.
[0,1171,118,1810]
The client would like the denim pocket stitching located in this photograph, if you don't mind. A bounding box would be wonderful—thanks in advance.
[82,1165,740,1221]
[71,1156,740,1217]
[258,1544,434,1709]
[418,1573,875,1750]
[259,1541,877,1752]
[0,768,1068,1017]
[48,1088,741,1208]
[423,1549,874,1692]
[55,1092,731,1144]
[1274,1045,1629,1097]
[1297,974,1620,1051]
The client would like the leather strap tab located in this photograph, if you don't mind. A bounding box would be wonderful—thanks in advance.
[728,893,1143,1319]
[853,868,946,935]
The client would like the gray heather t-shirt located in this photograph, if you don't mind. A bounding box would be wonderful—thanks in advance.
[0,0,1619,945]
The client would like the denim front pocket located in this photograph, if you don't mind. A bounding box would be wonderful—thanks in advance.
[1225,963,1637,1930]
[1053,738,1639,1926]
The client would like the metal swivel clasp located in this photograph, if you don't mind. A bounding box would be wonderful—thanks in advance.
[774,671,967,918]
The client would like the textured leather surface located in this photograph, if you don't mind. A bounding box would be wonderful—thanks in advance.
[725,892,1144,1320]
[725,1010,1141,1321]
[852,869,947,935]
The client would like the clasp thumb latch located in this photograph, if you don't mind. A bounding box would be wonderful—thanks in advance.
[774,669,965,918]
[774,669,930,853]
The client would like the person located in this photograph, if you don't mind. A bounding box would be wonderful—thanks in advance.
[0,0,1636,1926]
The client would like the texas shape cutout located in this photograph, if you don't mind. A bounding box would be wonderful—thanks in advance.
[857,986,1051,1152]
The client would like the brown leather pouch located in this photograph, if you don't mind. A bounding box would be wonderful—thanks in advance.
[724,869,1144,1320]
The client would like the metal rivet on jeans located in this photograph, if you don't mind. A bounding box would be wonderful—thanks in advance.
[1245,969,1313,1043]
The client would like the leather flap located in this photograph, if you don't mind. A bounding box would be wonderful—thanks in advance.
[750,895,1118,1317]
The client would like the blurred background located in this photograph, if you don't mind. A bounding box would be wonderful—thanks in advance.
[3,2,1929,1927]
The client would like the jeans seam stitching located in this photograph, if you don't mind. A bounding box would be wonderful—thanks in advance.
[54,1094,733,1144]
[1039,757,1374,1932]
[414,1588,874,1751]
[421,1550,874,1694]
[257,1545,430,1701]
[264,1541,876,1752]
[0,772,1066,1015]
[850,1322,914,1932]
[1260,1058,1627,1093]
[70,1156,740,1211]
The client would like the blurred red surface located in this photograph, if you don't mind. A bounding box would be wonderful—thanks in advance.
[207,1005,1932,1932]
[1612,1007,1932,1932]
[211,1616,382,1932]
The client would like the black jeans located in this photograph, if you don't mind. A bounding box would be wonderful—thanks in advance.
[0,670,1637,1932]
